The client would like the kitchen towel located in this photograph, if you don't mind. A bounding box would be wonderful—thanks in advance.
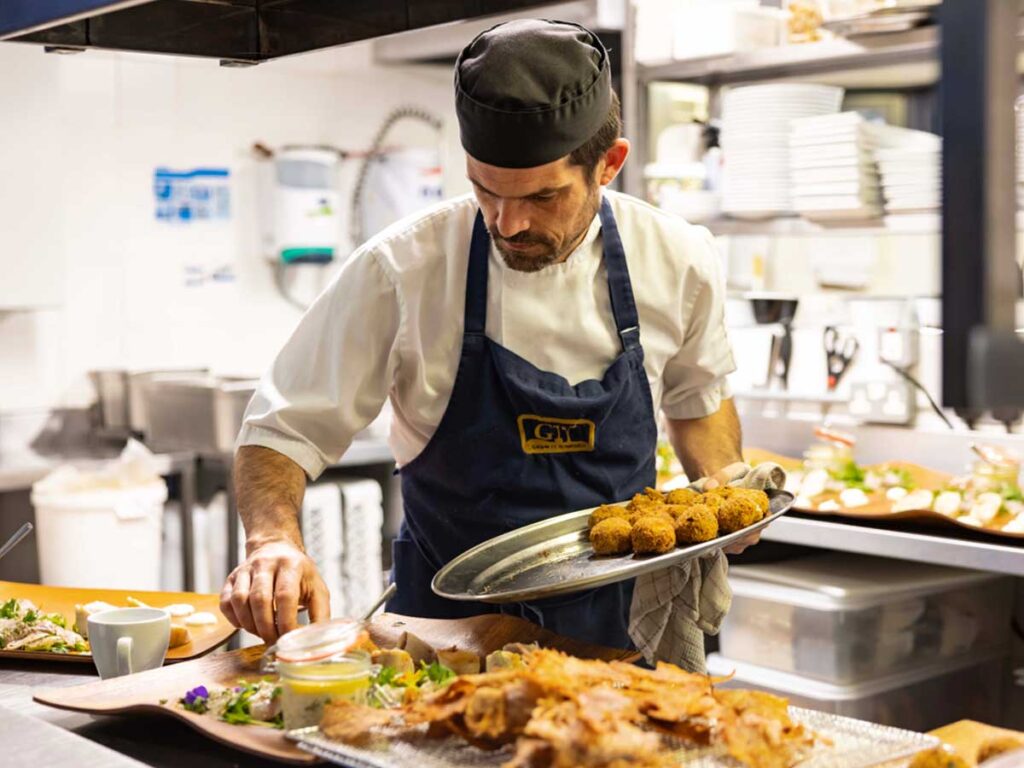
[628,462,786,673]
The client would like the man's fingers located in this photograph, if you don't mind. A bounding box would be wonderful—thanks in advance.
[306,576,331,624]
[249,568,279,643]
[274,568,301,637]
[219,572,240,628]
[228,568,259,636]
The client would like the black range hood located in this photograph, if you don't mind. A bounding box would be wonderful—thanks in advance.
[0,0,553,65]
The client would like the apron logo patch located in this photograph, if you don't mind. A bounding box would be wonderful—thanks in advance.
[517,415,596,454]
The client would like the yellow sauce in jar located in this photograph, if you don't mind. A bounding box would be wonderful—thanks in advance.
[277,653,371,730]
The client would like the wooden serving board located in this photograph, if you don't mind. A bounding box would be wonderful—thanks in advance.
[0,581,236,664]
[744,450,1024,542]
[33,612,636,765]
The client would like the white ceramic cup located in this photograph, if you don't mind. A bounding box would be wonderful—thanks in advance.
[88,607,170,679]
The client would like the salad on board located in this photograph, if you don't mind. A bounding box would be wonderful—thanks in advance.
[0,598,88,654]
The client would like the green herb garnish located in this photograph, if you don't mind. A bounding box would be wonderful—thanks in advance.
[23,610,38,624]
[373,666,400,687]
[829,461,868,491]
[0,599,20,619]
[422,661,456,687]
[45,613,66,628]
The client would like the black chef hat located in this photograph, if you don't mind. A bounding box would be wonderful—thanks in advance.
[455,19,611,169]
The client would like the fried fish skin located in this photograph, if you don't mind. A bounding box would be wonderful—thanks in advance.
[590,518,634,556]
[909,747,968,768]
[589,504,630,528]
[664,488,700,506]
[671,504,719,544]
[631,516,676,555]
[977,737,1024,764]
[717,495,763,534]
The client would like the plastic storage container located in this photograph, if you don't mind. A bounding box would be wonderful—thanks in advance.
[719,553,1012,683]
[708,652,1006,732]
[31,481,167,590]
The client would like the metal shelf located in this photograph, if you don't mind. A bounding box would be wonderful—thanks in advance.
[637,26,939,85]
[762,514,1024,577]
[700,215,939,238]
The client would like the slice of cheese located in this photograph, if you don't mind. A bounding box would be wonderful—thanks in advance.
[168,624,191,649]
[74,601,117,639]
[183,612,217,627]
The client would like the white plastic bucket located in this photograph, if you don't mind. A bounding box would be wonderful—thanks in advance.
[31,481,167,590]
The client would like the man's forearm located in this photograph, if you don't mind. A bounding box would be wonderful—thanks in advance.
[233,445,308,554]
[666,398,743,480]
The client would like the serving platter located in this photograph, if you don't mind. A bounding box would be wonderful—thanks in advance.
[432,489,794,604]
[33,612,636,765]
[742,449,1024,541]
[0,581,236,663]
[287,707,940,768]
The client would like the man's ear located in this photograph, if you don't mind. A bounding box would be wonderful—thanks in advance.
[598,138,630,186]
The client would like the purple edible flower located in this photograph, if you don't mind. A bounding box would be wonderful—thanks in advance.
[184,685,209,706]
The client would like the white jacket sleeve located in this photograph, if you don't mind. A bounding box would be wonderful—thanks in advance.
[236,248,400,479]
[659,229,736,420]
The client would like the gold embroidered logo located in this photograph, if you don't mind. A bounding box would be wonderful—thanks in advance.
[517,415,596,454]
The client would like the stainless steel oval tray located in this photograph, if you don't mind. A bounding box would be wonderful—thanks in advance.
[432,489,794,604]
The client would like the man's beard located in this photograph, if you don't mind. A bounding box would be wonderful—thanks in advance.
[491,185,601,273]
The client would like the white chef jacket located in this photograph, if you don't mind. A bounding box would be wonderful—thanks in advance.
[238,190,736,477]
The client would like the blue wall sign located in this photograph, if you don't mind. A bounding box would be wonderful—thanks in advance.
[154,167,230,223]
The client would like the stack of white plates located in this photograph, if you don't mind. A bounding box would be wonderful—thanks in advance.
[1016,96,1024,208]
[721,84,844,219]
[789,112,882,222]
[876,130,942,214]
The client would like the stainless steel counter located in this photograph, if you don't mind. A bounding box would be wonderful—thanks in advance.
[763,513,1024,577]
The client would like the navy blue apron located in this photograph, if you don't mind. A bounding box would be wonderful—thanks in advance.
[386,197,657,649]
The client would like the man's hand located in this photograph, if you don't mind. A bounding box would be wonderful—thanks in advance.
[220,539,330,643]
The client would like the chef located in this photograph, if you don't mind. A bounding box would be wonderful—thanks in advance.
[221,19,752,648]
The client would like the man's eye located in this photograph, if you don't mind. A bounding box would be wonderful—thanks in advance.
[530,194,557,202]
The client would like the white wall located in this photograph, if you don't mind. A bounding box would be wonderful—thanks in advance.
[0,41,468,413]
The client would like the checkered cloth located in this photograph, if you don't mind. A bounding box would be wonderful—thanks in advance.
[628,462,786,672]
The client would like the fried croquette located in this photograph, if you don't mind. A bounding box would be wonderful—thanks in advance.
[631,516,676,555]
[909,747,968,768]
[641,486,665,502]
[589,518,633,556]
[664,488,701,506]
[731,487,770,516]
[589,504,630,528]
[627,493,664,514]
[717,495,763,534]
[978,738,1024,764]
[699,493,724,511]
[672,503,719,544]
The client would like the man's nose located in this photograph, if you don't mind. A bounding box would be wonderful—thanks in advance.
[494,199,530,239]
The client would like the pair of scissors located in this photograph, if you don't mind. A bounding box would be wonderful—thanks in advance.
[824,326,859,391]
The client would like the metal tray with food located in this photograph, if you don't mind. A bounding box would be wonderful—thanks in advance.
[432,489,794,604]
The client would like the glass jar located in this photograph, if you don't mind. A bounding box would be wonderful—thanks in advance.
[968,447,1021,496]
[803,426,856,473]
[262,619,373,731]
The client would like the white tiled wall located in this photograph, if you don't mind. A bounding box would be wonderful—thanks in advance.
[0,42,469,412]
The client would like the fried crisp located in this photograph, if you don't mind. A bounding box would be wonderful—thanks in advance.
[631,516,676,555]
[590,518,633,556]
[664,488,701,506]
[389,649,818,768]
[589,504,630,527]
[320,700,395,746]
[671,503,718,544]
[909,747,969,768]
[977,737,1024,764]
[718,495,763,534]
